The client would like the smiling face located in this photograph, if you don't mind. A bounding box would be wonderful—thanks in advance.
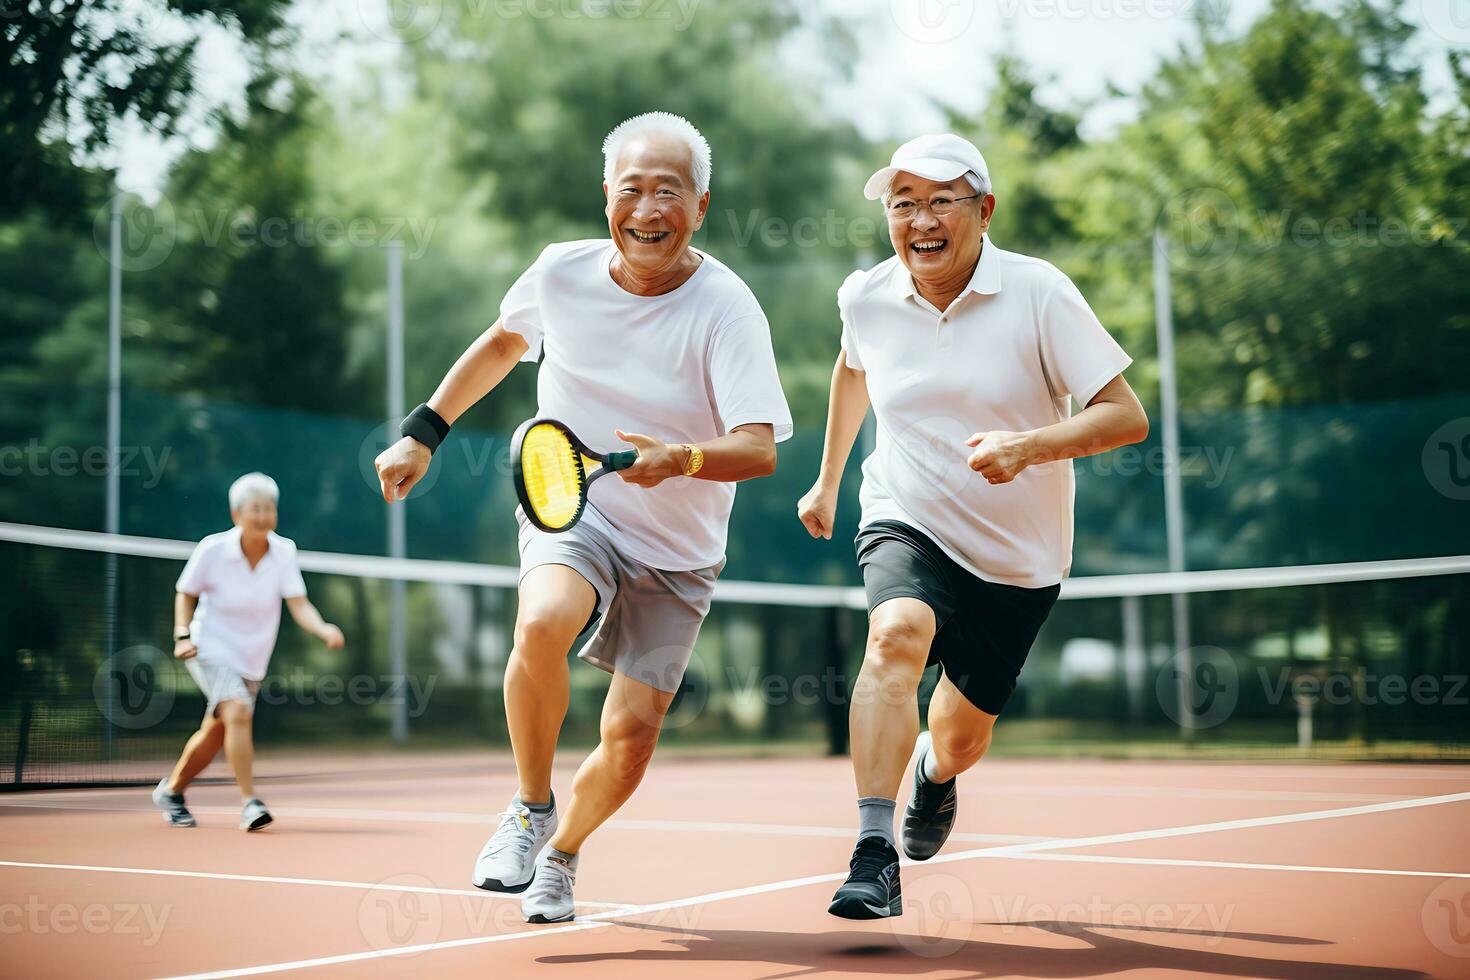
[604,133,709,286]
[231,494,277,535]
[886,173,994,288]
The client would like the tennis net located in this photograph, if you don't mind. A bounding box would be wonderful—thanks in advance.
[3,521,1468,788]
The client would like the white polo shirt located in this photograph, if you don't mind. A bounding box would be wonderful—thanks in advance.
[176,527,308,680]
[500,239,793,571]
[839,234,1132,588]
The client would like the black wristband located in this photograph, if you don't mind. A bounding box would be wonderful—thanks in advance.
[401,403,451,453]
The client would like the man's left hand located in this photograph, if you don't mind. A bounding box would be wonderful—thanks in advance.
[613,429,682,488]
[965,430,1034,485]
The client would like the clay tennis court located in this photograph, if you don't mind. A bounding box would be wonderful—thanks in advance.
[4,751,1468,978]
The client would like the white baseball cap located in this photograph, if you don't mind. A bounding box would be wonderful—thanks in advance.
[863,133,991,201]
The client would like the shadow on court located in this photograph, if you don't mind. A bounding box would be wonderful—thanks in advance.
[535,918,1428,978]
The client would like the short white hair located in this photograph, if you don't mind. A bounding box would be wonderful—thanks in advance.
[602,111,712,196]
[229,472,279,511]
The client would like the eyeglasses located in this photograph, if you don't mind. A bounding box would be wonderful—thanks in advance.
[885,194,981,221]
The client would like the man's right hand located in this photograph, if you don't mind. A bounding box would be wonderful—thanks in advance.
[797,481,838,540]
[375,436,432,502]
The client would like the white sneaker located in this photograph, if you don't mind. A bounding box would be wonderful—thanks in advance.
[241,797,273,831]
[521,845,577,924]
[472,796,556,893]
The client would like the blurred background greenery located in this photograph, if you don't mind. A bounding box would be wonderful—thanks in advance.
[2,0,1468,778]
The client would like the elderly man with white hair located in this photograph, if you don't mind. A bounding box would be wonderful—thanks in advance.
[152,472,344,831]
[798,134,1149,918]
[374,111,791,923]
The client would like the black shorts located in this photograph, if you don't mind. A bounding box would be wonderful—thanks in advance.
[855,520,1060,715]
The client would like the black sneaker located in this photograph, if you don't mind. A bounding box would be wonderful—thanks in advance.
[902,731,957,861]
[827,836,902,919]
[151,778,196,828]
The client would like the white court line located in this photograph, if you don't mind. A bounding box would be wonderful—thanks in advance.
[1011,853,1470,879]
[158,788,1470,979]
[963,789,1470,859]
[0,800,1052,844]
[0,861,630,909]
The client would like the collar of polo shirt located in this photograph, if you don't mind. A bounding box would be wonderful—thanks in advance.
[225,525,273,563]
[892,232,1004,305]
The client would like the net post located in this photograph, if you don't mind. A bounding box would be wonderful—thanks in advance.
[1154,229,1194,737]
[824,604,849,757]
[387,241,408,745]
[103,192,124,767]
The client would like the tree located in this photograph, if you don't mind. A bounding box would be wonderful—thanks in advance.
[1,0,292,223]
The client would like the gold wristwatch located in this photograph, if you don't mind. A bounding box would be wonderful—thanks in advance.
[681,444,704,477]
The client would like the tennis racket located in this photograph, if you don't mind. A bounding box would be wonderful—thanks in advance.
[512,417,639,532]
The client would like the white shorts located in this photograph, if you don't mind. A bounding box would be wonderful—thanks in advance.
[185,658,261,717]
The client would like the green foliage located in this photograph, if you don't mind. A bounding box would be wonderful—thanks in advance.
[0,0,292,222]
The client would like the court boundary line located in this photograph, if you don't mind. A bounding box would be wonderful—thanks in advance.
[151,788,1470,979]
[0,860,631,909]
[0,800,1053,844]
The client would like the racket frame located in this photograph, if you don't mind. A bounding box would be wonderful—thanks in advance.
[511,417,638,533]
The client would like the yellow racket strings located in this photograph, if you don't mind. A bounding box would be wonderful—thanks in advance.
[521,423,588,529]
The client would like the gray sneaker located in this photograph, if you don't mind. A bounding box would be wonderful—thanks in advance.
[151,778,196,828]
[241,797,273,831]
[902,730,958,861]
[473,796,556,893]
[522,846,577,924]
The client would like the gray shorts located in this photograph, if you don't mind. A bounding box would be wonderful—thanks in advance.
[185,657,261,717]
[517,508,722,694]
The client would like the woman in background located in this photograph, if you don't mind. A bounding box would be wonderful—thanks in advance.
[152,472,344,830]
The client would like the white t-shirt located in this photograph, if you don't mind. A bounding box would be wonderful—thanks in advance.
[500,240,793,570]
[840,234,1132,588]
[176,527,308,680]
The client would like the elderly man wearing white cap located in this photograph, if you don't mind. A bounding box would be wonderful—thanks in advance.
[799,134,1149,918]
